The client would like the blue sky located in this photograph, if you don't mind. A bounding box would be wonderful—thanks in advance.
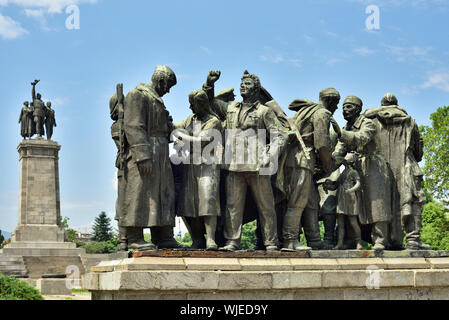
[0,0,448,234]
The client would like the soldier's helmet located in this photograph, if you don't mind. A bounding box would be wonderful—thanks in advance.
[319,88,340,101]
[381,93,398,106]
[109,93,118,121]
[343,96,363,108]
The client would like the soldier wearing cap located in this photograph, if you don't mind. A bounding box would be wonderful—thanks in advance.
[121,65,183,251]
[203,70,288,251]
[276,88,340,251]
[333,95,392,250]
[364,93,430,250]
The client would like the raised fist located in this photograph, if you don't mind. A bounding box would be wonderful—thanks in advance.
[206,70,221,85]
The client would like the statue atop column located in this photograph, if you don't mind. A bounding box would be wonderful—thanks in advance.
[18,101,34,139]
[31,80,46,139]
[20,80,56,140]
[45,101,57,141]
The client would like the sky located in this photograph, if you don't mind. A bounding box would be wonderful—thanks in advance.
[0,0,448,235]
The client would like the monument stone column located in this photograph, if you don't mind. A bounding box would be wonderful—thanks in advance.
[14,139,64,242]
[3,139,84,256]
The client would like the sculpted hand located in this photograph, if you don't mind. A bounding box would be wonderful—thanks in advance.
[137,159,152,176]
[260,152,271,167]
[330,117,341,138]
[207,70,221,85]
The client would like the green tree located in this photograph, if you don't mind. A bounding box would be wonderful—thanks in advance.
[240,220,257,250]
[0,230,4,244]
[91,211,113,242]
[178,232,192,247]
[420,201,449,250]
[60,216,77,242]
[420,106,449,204]
[0,273,43,300]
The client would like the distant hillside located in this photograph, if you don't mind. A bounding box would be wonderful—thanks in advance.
[0,230,11,239]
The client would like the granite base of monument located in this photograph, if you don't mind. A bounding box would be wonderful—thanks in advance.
[2,139,85,257]
[82,250,449,300]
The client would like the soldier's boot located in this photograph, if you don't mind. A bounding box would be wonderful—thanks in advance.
[219,240,240,252]
[204,216,218,251]
[127,227,156,251]
[372,222,388,251]
[281,208,311,251]
[303,208,325,250]
[322,214,337,249]
[184,217,206,249]
[118,227,128,251]
[405,215,431,250]
[151,226,186,249]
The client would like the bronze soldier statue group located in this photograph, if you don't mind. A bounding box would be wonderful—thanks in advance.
[19,80,57,141]
[109,65,430,252]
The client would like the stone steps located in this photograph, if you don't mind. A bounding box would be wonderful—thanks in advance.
[0,254,28,277]
[1,247,85,256]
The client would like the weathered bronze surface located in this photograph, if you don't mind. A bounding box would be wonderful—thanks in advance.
[19,80,57,140]
[103,68,430,254]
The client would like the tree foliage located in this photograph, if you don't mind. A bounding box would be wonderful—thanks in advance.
[240,220,257,250]
[92,211,113,242]
[420,201,449,250]
[60,216,77,242]
[420,106,449,203]
[0,273,43,300]
[80,241,119,254]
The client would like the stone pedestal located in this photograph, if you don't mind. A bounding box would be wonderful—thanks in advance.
[2,139,83,256]
[82,251,449,300]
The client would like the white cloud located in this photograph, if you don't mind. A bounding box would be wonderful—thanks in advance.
[326,58,341,65]
[0,0,97,36]
[200,46,210,54]
[303,34,313,43]
[0,0,97,14]
[23,8,43,17]
[421,71,449,92]
[353,47,376,56]
[347,0,448,8]
[0,12,27,39]
[383,44,434,63]
[51,97,67,106]
[259,47,301,68]
[260,53,284,64]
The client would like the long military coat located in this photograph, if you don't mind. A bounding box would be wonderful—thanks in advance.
[121,83,175,228]
[333,115,392,224]
[363,106,426,209]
